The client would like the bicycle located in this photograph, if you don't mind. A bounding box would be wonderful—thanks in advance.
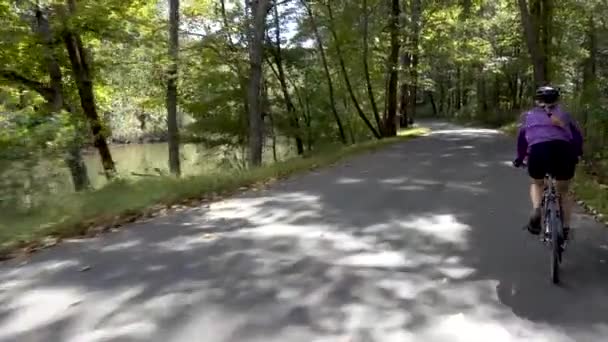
[541,172,567,284]
[516,163,567,284]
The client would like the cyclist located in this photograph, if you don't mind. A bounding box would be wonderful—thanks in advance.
[513,86,584,241]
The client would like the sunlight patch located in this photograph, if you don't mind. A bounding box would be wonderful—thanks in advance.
[336,177,364,184]
[446,181,487,194]
[156,234,216,251]
[335,251,408,268]
[379,177,409,185]
[207,192,322,227]
[396,185,426,191]
[0,287,84,339]
[100,240,141,252]
[430,128,500,136]
[3,259,81,279]
[69,321,156,342]
[235,225,375,253]
[416,311,570,342]
[398,214,470,245]
[411,179,442,186]
[423,312,513,342]
[437,266,476,279]
[377,275,437,300]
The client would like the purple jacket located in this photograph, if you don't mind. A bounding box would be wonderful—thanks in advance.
[516,105,584,161]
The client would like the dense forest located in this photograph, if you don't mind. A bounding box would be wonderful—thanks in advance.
[1,0,607,215]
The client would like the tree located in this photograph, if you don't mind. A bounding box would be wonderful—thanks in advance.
[325,0,381,139]
[300,0,347,144]
[167,0,181,176]
[269,3,304,155]
[247,0,272,167]
[362,0,382,134]
[59,0,116,179]
[518,0,553,86]
[385,0,400,136]
[2,0,608,211]
[35,6,90,191]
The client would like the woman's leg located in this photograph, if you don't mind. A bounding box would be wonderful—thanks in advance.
[531,178,545,209]
[527,142,547,234]
[528,178,545,233]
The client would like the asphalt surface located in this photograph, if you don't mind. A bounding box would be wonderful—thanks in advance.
[1,121,608,342]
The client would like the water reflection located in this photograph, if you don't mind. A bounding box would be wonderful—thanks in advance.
[82,141,293,188]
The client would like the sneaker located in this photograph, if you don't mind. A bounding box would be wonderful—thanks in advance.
[560,226,571,250]
[526,208,542,235]
[563,226,571,241]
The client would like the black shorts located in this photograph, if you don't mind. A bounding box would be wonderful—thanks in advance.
[528,140,577,181]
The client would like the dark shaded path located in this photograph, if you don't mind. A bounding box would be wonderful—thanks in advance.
[1,121,608,342]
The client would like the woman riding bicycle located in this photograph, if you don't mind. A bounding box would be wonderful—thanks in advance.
[513,86,584,240]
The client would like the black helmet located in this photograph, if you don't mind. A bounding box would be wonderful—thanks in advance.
[535,86,560,104]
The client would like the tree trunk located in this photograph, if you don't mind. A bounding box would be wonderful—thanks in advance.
[494,72,500,109]
[428,91,438,116]
[407,0,421,123]
[399,83,408,126]
[61,0,115,179]
[540,0,552,84]
[267,110,278,162]
[246,0,271,167]
[517,0,548,86]
[301,89,314,151]
[325,1,381,139]
[455,66,462,110]
[581,15,598,133]
[300,0,347,144]
[271,5,304,154]
[438,75,445,115]
[362,0,382,133]
[36,7,90,191]
[220,0,250,135]
[519,77,527,106]
[287,67,315,150]
[385,0,400,136]
[167,0,181,176]
[476,71,488,116]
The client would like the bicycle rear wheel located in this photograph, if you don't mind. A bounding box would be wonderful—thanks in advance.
[549,212,561,284]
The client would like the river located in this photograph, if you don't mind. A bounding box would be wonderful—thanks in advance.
[82,141,293,188]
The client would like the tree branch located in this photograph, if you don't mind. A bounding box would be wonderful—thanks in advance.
[0,69,53,101]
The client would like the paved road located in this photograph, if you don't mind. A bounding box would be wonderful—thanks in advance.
[2,122,608,342]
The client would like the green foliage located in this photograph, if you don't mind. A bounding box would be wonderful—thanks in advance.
[0,95,75,211]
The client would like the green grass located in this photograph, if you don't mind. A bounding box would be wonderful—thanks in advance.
[0,127,430,258]
[572,171,608,222]
[499,121,519,136]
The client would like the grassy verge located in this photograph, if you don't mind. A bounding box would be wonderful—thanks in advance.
[572,171,608,224]
[0,127,430,259]
[498,121,519,136]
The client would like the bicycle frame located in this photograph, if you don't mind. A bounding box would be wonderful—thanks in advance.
[541,175,563,240]
[541,173,565,283]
